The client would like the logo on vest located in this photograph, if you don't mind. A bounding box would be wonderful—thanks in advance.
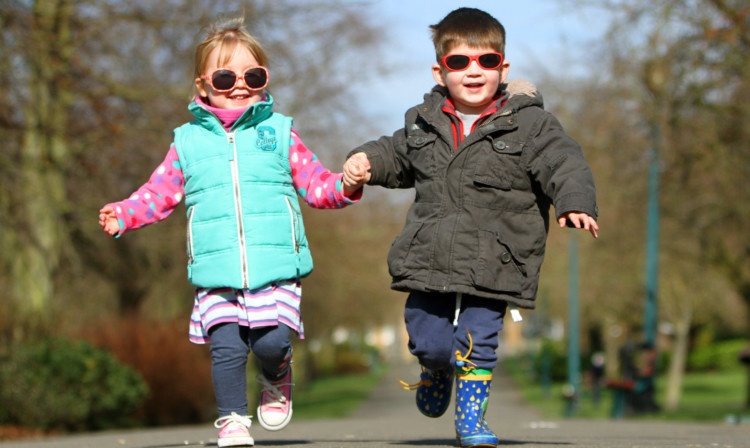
[256,126,277,151]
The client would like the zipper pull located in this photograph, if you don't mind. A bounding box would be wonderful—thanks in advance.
[227,132,235,161]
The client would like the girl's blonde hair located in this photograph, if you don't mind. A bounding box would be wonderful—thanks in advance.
[193,17,268,97]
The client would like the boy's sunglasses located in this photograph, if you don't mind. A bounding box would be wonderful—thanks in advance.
[200,66,269,91]
[441,52,504,72]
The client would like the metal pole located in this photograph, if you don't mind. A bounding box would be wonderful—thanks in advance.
[644,122,660,347]
[565,232,580,417]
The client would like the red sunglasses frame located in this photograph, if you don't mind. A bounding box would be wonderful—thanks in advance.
[440,52,505,72]
[200,66,269,91]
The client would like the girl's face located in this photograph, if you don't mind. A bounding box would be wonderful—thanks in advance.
[196,43,266,110]
[432,44,509,115]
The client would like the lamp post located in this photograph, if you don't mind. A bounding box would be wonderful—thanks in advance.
[565,232,580,417]
[644,122,660,348]
[640,57,664,412]
[642,55,665,350]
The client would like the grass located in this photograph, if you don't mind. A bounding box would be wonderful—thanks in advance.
[507,362,749,422]
[293,369,385,420]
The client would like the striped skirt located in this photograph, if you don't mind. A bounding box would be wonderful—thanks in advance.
[188,280,304,344]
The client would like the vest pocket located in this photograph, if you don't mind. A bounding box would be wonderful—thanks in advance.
[284,196,300,254]
[471,229,525,294]
[186,206,195,265]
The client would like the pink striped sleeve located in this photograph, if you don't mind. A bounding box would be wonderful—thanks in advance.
[290,128,361,208]
[108,144,185,236]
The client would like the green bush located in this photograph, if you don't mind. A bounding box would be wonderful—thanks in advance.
[0,337,148,431]
[688,338,748,372]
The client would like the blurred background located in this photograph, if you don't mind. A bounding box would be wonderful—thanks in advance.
[1,0,748,438]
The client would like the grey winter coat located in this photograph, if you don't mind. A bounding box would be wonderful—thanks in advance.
[350,83,597,309]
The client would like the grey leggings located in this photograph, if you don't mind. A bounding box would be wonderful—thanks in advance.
[209,322,292,417]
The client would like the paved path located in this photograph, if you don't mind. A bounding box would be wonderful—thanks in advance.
[2,362,748,448]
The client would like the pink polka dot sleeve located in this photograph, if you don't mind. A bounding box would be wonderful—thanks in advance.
[290,128,361,208]
[107,144,185,236]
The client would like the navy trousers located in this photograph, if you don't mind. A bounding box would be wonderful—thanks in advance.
[404,290,507,371]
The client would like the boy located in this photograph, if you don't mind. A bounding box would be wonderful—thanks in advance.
[343,7,598,448]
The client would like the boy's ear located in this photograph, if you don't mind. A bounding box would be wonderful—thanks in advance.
[432,64,447,87]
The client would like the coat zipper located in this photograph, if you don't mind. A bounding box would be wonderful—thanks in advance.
[228,132,250,288]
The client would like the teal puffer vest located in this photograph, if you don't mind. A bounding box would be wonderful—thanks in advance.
[174,96,313,290]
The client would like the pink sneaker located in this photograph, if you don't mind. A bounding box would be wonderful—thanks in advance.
[214,412,254,447]
[256,368,293,431]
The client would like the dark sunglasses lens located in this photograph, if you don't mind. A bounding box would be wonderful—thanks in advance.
[244,68,267,89]
[445,55,470,70]
[212,70,237,90]
[478,53,502,69]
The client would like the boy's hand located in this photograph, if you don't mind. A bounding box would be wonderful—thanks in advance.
[99,206,121,236]
[342,152,371,196]
[559,212,599,239]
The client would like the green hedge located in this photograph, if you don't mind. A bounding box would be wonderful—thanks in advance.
[688,339,748,372]
[0,337,148,431]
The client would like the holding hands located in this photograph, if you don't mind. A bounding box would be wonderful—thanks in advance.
[342,152,371,195]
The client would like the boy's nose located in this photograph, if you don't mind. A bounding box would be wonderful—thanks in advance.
[466,61,484,74]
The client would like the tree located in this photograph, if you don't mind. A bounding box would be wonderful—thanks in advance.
[555,0,750,409]
[0,0,387,327]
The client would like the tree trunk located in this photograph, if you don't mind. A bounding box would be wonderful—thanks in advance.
[664,306,692,410]
[14,0,74,314]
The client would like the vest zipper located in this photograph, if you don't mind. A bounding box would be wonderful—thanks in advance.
[284,196,300,254]
[228,132,250,288]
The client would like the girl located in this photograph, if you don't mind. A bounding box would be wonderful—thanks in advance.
[99,17,365,447]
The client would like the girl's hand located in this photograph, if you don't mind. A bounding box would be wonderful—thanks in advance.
[99,206,121,236]
[343,152,371,196]
[558,212,599,239]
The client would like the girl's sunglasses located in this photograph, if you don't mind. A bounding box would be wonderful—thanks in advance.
[200,66,269,91]
[441,52,504,72]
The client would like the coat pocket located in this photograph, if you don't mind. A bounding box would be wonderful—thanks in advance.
[387,221,424,277]
[471,229,526,294]
[472,138,525,191]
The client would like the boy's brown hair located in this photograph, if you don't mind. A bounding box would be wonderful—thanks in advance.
[430,8,506,62]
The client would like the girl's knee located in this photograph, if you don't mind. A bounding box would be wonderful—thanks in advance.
[250,325,291,364]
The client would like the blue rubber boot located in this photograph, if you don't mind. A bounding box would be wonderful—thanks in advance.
[455,369,497,447]
[399,366,453,418]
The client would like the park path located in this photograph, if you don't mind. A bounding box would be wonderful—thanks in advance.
[1,361,748,448]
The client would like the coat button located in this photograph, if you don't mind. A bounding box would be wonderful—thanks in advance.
[500,252,512,263]
[494,141,507,150]
[415,137,426,145]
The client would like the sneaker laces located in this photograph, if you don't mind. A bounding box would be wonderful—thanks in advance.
[214,412,252,429]
[256,374,292,408]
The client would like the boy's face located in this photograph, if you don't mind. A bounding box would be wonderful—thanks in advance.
[432,44,509,115]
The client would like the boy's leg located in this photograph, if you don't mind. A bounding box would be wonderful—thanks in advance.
[453,296,507,371]
[403,291,456,417]
[249,324,294,431]
[405,290,456,369]
[453,296,507,448]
